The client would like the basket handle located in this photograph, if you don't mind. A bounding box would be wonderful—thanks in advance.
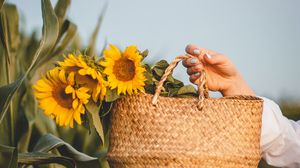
[151,54,209,110]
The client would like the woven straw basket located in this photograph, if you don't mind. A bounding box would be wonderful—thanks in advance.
[107,55,263,168]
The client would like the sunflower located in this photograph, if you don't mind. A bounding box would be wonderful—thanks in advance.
[33,68,90,128]
[58,54,107,102]
[100,44,146,95]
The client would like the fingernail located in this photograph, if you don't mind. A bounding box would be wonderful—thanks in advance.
[193,49,201,55]
[194,72,200,76]
[190,58,197,64]
[206,53,212,59]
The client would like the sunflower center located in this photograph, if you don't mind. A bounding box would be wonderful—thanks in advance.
[52,85,73,109]
[113,57,135,81]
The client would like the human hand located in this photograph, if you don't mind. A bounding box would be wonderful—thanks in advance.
[182,44,255,96]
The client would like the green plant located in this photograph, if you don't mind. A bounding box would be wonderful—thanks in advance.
[0,0,109,167]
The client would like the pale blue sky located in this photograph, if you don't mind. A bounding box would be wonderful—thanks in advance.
[8,0,300,100]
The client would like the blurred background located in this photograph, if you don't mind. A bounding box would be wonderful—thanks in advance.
[3,0,300,167]
[9,0,300,101]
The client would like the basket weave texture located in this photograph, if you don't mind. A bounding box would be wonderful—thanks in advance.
[107,55,263,167]
[108,94,262,167]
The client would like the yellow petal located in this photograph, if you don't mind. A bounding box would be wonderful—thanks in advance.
[34,79,52,91]
[58,70,67,83]
[65,85,74,95]
[78,69,87,76]
[74,111,82,125]
[72,98,79,109]
[34,92,52,99]
[67,72,75,85]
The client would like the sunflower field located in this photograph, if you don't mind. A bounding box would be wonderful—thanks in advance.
[0,0,299,168]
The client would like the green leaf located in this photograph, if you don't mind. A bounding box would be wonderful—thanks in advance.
[32,0,59,68]
[54,0,71,29]
[165,79,184,88]
[85,102,105,146]
[0,78,21,123]
[18,152,75,168]
[105,89,120,102]
[0,0,5,11]
[152,68,164,79]
[139,49,149,60]
[99,158,110,168]
[0,144,17,168]
[0,3,19,64]
[86,2,107,57]
[152,59,169,70]
[19,31,39,70]
[0,0,59,123]
[36,19,77,68]
[177,85,197,97]
[33,134,100,167]
[144,64,154,85]
[48,20,77,61]
[151,60,170,81]
[167,87,180,97]
[17,87,37,153]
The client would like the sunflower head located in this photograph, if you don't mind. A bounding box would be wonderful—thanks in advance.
[33,68,90,128]
[100,44,146,95]
[58,53,107,102]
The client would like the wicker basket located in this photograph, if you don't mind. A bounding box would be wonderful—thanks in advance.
[107,55,263,168]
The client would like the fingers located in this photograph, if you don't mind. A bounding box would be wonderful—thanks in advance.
[182,57,200,68]
[187,64,203,75]
[185,44,218,57]
[189,72,201,84]
[185,44,229,66]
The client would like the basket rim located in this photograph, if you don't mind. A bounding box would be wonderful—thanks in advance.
[120,92,263,103]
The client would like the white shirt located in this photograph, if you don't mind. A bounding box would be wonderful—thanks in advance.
[261,97,300,168]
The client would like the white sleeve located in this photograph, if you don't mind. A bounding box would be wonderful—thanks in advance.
[260,97,300,168]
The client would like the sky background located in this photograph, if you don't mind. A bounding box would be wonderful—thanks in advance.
[8,0,300,100]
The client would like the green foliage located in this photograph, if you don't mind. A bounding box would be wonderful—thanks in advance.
[144,59,198,97]
[18,152,76,168]
[0,144,17,168]
[85,102,105,148]
[0,0,107,167]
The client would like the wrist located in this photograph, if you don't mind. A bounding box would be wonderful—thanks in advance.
[221,74,255,96]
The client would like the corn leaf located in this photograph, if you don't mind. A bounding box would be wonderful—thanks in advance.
[51,20,77,57]
[33,134,100,167]
[18,152,75,168]
[0,0,5,11]
[0,78,21,123]
[54,0,71,30]
[0,144,17,168]
[0,4,20,146]
[37,19,77,68]
[17,87,37,153]
[19,31,39,71]
[0,3,19,66]
[0,0,59,123]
